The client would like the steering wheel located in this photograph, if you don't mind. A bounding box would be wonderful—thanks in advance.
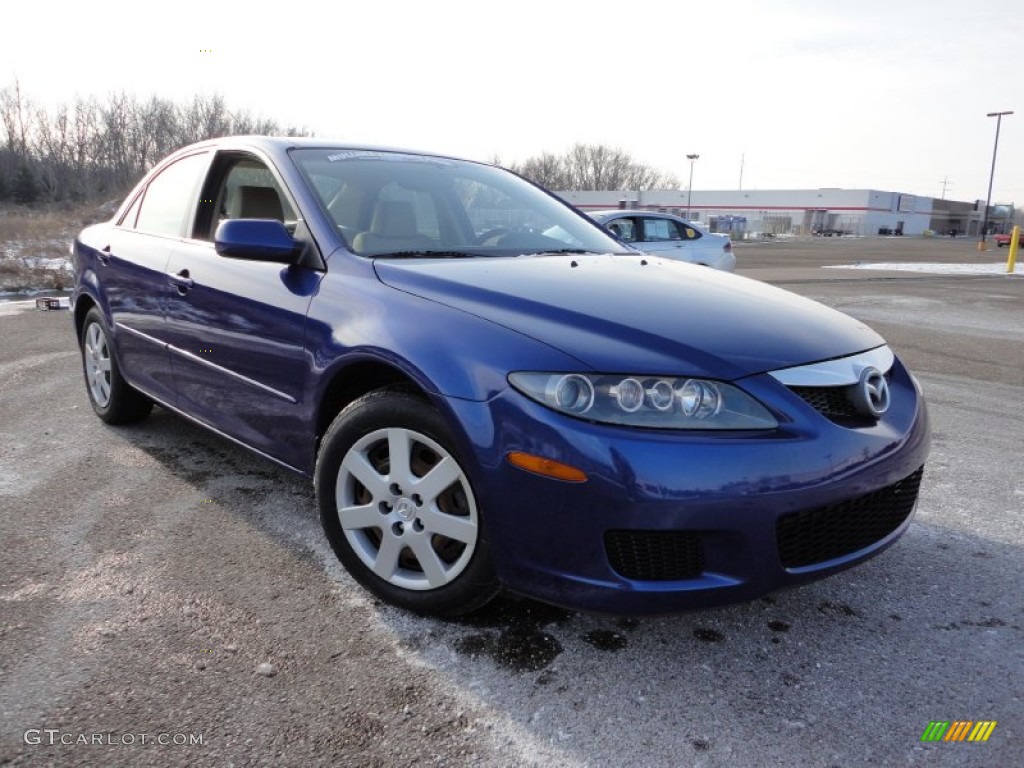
[475,227,509,244]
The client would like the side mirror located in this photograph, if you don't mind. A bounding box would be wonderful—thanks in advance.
[214,219,298,263]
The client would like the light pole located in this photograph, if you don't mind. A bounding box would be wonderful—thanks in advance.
[686,154,699,219]
[979,110,1013,249]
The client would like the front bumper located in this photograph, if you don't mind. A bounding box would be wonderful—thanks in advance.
[442,358,930,615]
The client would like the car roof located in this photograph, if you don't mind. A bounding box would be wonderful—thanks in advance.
[589,209,688,219]
[170,135,478,164]
[588,209,708,226]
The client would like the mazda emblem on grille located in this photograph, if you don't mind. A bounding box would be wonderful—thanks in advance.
[852,366,890,418]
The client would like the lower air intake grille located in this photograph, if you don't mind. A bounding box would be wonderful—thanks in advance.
[605,530,705,581]
[776,466,924,569]
[789,385,859,419]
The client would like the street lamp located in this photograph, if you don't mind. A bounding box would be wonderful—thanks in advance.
[686,154,699,218]
[979,110,1013,249]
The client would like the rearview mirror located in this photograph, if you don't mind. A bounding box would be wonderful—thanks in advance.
[214,219,298,263]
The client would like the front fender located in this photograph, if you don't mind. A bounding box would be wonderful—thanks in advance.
[306,268,585,403]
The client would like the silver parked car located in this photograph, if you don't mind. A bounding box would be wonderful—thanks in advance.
[588,210,736,271]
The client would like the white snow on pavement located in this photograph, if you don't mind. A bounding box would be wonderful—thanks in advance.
[825,261,1022,275]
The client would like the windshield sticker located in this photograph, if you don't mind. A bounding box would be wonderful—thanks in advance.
[326,150,453,166]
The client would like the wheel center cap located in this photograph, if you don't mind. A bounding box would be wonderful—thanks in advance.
[394,498,416,521]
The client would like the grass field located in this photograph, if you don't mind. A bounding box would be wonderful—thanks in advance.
[0,202,115,293]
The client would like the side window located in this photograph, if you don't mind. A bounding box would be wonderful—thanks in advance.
[642,217,682,242]
[605,218,636,243]
[118,193,143,229]
[201,156,296,240]
[681,224,702,241]
[134,153,209,237]
[223,163,294,220]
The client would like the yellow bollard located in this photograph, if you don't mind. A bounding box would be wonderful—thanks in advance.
[1008,224,1020,273]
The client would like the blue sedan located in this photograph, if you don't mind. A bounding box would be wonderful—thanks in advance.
[71,137,929,616]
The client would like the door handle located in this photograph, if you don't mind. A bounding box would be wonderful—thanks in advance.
[168,269,194,294]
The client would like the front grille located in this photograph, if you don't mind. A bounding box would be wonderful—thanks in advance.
[605,530,705,581]
[776,466,924,569]
[789,373,892,425]
[790,385,859,419]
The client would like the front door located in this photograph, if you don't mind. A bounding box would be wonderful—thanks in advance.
[162,152,322,469]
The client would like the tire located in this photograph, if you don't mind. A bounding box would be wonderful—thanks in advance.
[316,389,500,616]
[80,308,153,424]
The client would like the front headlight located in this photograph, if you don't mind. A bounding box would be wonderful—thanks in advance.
[509,372,778,430]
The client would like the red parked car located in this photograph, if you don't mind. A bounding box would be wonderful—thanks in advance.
[993,231,1023,247]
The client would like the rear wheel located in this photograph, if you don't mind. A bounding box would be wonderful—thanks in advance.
[316,389,499,616]
[80,308,153,424]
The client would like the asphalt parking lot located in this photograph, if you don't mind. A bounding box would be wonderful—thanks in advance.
[1,237,1021,767]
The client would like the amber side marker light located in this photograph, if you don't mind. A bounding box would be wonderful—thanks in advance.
[506,451,588,483]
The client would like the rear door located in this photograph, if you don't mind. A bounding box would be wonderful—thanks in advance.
[98,151,212,403]
[637,215,703,262]
[162,151,323,469]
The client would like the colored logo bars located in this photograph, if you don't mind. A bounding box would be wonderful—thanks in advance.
[921,721,997,742]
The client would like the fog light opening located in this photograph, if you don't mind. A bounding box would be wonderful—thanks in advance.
[506,451,588,482]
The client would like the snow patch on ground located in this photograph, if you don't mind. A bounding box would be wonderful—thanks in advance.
[825,261,1022,275]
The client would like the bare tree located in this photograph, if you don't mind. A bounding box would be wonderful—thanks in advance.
[509,152,569,190]
[0,82,313,204]
[0,79,33,153]
[509,143,677,191]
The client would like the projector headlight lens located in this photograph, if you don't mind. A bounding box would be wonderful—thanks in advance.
[510,373,777,430]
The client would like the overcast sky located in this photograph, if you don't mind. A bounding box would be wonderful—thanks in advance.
[5,0,1022,205]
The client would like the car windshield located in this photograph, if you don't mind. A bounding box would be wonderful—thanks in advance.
[291,149,625,258]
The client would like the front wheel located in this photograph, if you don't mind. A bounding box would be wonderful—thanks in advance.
[80,308,153,424]
[315,389,500,616]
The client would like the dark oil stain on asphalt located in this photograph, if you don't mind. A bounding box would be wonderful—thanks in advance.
[582,630,627,651]
[781,671,801,687]
[767,620,791,633]
[936,617,1012,631]
[817,601,859,617]
[455,596,573,629]
[452,596,571,672]
[454,628,562,673]
[693,627,725,643]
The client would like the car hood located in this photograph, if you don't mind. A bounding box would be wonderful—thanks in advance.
[374,254,884,379]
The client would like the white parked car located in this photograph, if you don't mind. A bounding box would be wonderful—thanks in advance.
[588,210,736,271]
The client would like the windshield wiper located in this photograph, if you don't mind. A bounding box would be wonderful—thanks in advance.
[372,250,478,259]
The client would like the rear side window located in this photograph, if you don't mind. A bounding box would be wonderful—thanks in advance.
[134,153,209,237]
[642,218,702,242]
[642,218,682,242]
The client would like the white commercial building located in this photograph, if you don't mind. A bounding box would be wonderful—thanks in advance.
[556,188,1006,238]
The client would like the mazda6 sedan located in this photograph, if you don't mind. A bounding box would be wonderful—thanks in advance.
[71,137,929,617]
